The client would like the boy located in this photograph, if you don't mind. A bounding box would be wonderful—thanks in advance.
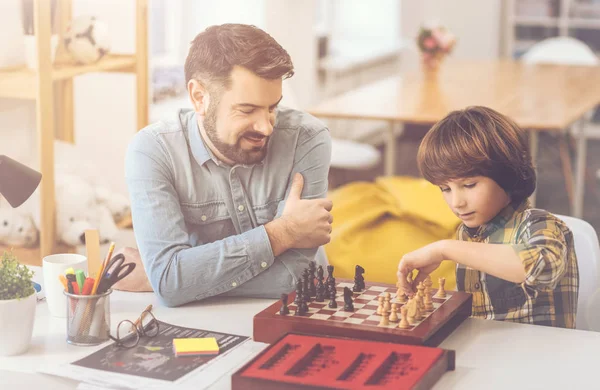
[397,106,579,328]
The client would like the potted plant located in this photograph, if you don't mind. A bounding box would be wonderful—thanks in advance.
[0,251,37,356]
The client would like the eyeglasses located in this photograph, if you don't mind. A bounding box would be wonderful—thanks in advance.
[109,304,160,348]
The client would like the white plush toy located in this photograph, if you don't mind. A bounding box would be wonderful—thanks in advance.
[0,206,38,247]
[21,173,120,247]
[53,174,119,246]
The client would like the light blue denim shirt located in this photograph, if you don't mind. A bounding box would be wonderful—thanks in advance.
[125,107,331,307]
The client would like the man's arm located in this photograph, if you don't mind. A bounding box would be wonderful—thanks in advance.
[126,131,277,307]
[221,126,333,297]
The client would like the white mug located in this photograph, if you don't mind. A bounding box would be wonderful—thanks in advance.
[42,253,87,318]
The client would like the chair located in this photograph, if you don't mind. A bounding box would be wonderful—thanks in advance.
[522,37,599,215]
[522,36,599,66]
[556,214,600,331]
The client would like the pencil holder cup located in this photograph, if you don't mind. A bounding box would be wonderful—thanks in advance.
[64,289,112,346]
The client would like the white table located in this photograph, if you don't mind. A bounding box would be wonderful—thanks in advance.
[2,290,599,389]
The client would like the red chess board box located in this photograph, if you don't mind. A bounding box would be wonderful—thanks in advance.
[254,280,472,346]
[232,333,455,390]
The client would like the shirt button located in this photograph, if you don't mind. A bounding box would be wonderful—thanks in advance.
[261,262,268,268]
[201,215,207,221]
[238,205,245,211]
[474,283,481,290]
[232,282,238,287]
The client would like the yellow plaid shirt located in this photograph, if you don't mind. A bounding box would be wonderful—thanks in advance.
[456,200,579,328]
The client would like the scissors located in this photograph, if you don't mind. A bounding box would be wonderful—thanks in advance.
[97,253,136,294]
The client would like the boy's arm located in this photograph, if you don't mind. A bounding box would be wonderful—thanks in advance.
[398,215,569,293]
[397,240,526,294]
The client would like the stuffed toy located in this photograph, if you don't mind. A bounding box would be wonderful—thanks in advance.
[53,174,119,246]
[0,206,38,247]
[20,173,121,246]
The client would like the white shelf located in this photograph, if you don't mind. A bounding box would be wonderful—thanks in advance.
[513,16,560,27]
[569,18,600,29]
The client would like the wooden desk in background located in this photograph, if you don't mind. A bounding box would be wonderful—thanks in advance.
[309,59,600,217]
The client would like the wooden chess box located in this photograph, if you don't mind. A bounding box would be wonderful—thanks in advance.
[254,280,472,346]
[232,333,455,390]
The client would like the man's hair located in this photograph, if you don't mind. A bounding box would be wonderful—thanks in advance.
[184,24,294,93]
[417,106,536,204]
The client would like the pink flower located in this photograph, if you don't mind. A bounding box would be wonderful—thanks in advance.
[423,37,437,50]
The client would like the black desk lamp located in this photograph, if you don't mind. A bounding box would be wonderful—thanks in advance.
[0,155,42,208]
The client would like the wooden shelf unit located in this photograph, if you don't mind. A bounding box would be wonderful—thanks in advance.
[5,0,148,265]
[503,0,600,58]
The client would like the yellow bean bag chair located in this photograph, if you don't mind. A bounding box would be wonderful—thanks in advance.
[325,176,460,290]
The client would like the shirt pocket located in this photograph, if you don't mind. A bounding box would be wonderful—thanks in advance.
[181,201,234,245]
[253,199,282,226]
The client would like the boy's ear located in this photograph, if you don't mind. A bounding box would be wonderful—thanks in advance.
[188,79,210,116]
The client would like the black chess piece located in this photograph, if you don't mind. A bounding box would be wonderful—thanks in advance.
[302,269,311,303]
[294,279,303,306]
[308,261,317,297]
[353,265,365,292]
[279,293,290,315]
[328,277,337,297]
[317,265,324,282]
[328,288,337,308]
[315,279,325,302]
[343,287,354,312]
[326,265,334,286]
[295,292,308,315]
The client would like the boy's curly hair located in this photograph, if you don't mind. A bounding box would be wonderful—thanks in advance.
[417,106,536,204]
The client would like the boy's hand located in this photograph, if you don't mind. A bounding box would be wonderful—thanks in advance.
[397,240,445,295]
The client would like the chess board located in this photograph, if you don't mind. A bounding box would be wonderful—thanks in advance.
[232,333,455,390]
[254,280,472,346]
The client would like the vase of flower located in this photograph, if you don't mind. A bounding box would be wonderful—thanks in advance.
[416,23,457,76]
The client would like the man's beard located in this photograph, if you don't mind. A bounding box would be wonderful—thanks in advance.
[203,104,269,165]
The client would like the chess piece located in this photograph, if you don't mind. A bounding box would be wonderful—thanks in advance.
[407,298,418,324]
[328,277,337,297]
[417,282,425,299]
[424,275,433,289]
[352,264,365,292]
[424,287,434,311]
[384,292,391,302]
[308,261,317,297]
[294,279,303,306]
[326,264,334,286]
[328,289,337,308]
[378,312,389,326]
[397,292,407,304]
[317,265,324,283]
[302,270,312,304]
[343,287,354,311]
[382,298,391,317]
[315,279,325,302]
[437,277,447,298]
[294,292,307,315]
[399,306,410,329]
[279,293,290,315]
[376,296,384,315]
[389,303,399,322]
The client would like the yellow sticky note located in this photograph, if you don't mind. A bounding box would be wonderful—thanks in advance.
[172,337,219,356]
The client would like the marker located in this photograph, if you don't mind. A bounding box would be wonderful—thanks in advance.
[82,277,95,295]
[58,275,69,291]
[75,269,86,292]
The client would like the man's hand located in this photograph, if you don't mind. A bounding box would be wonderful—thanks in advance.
[266,173,333,256]
[397,240,445,296]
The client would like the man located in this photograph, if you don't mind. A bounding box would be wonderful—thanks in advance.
[124,24,332,307]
